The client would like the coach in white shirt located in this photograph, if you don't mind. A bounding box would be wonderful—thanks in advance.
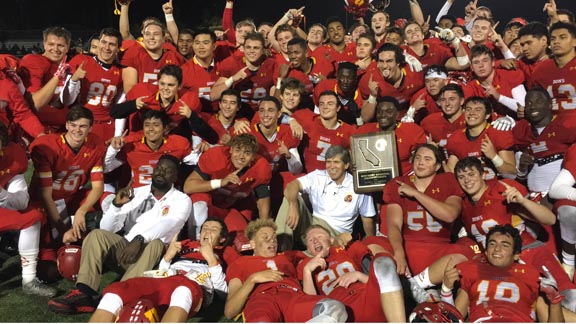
[276,145,375,250]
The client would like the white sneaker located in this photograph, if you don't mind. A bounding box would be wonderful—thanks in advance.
[22,278,57,297]
[409,277,432,304]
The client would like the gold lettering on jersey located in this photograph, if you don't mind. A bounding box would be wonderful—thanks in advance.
[193,271,211,284]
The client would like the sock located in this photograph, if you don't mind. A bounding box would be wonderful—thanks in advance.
[77,282,98,297]
[562,250,575,267]
[19,222,41,284]
[414,267,433,289]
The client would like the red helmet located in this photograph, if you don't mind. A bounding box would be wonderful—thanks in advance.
[56,245,82,282]
[409,302,464,323]
[117,299,160,323]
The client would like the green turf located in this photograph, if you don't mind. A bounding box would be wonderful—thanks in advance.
[0,253,236,322]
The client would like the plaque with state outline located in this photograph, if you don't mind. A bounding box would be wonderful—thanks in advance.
[350,131,399,193]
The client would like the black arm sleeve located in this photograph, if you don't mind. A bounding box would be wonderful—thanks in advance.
[254,184,271,199]
[189,111,219,145]
[193,165,211,181]
[110,100,138,118]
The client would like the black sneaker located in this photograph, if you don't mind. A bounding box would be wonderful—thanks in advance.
[47,289,97,314]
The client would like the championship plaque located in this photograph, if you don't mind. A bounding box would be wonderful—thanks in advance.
[350,131,399,193]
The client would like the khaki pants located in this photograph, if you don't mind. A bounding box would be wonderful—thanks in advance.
[76,229,165,291]
[275,195,341,250]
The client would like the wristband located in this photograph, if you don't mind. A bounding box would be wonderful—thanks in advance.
[491,155,504,168]
[456,55,470,66]
[283,11,293,20]
[210,179,222,190]
[224,77,234,88]
[164,14,174,22]
[441,283,452,294]
[367,95,377,104]
[276,78,283,89]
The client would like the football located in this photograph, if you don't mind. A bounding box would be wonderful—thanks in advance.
[56,245,82,282]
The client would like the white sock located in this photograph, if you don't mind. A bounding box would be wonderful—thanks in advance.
[414,267,433,289]
[19,222,41,284]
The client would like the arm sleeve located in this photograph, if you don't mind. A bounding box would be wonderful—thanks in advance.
[110,100,138,119]
[286,147,303,175]
[59,76,80,106]
[497,94,520,112]
[103,145,124,173]
[0,174,29,210]
[222,6,236,45]
[549,169,576,201]
[435,1,453,23]
[254,184,270,199]
[510,84,526,106]
[189,111,219,144]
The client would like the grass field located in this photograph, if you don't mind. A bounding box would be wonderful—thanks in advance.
[0,252,235,322]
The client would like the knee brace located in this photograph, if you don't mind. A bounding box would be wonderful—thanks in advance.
[557,206,576,244]
[310,298,348,323]
[373,255,402,293]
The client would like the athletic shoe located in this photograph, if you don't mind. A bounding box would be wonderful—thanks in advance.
[48,289,97,314]
[22,278,57,297]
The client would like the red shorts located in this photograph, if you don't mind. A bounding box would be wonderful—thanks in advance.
[104,275,204,318]
[191,193,254,233]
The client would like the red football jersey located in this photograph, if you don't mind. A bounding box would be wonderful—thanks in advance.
[313,43,357,66]
[18,54,68,130]
[197,145,272,208]
[274,56,335,94]
[68,54,123,121]
[461,179,531,248]
[291,109,355,172]
[457,259,539,323]
[420,112,466,145]
[0,142,29,188]
[297,242,368,296]
[313,79,364,125]
[356,122,427,175]
[200,113,249,145]
[513,115,576,159]
[0,78,44,138]
[248,123,301,172]
[464,68,525,117]
[116,133,192,187]
[402,40,454,70]
[29,133,105,202]
[358,67,425,115]
[226,251,303,295]
[563,144,576,177]
[217,56,276,111]
[445,125,515,179]
[120,45,185,84]
[125,83,200,132]
[180,57,220,112]
[531,57,576,115]
[383,173,463,243]
[514,58,545,90]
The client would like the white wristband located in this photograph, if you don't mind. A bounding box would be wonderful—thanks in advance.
[165,14,174,22]
[491,155,504,168]
[224,77,234,88]
[441,283,452,294]
[456,55,470,66]
[276,78,283,89]
[367,95,377,104]
[210,179,222,190]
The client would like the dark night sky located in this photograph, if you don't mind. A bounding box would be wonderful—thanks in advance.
[0,0,575,40]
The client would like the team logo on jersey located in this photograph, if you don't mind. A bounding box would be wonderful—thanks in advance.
[0,168,10,176]
[344,194,353,202]
[162,206,170,216]
[166,59,173,64]
[83,153,90,158]
[113,70,120,75]
[484,200,491,206]
[244,177,254,183]
[548,132,556,138]
[431,188,440,194]
[336,132,344,137]
[513,268,525,274]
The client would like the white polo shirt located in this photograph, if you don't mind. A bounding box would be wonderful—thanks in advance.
[298,170,375,234]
